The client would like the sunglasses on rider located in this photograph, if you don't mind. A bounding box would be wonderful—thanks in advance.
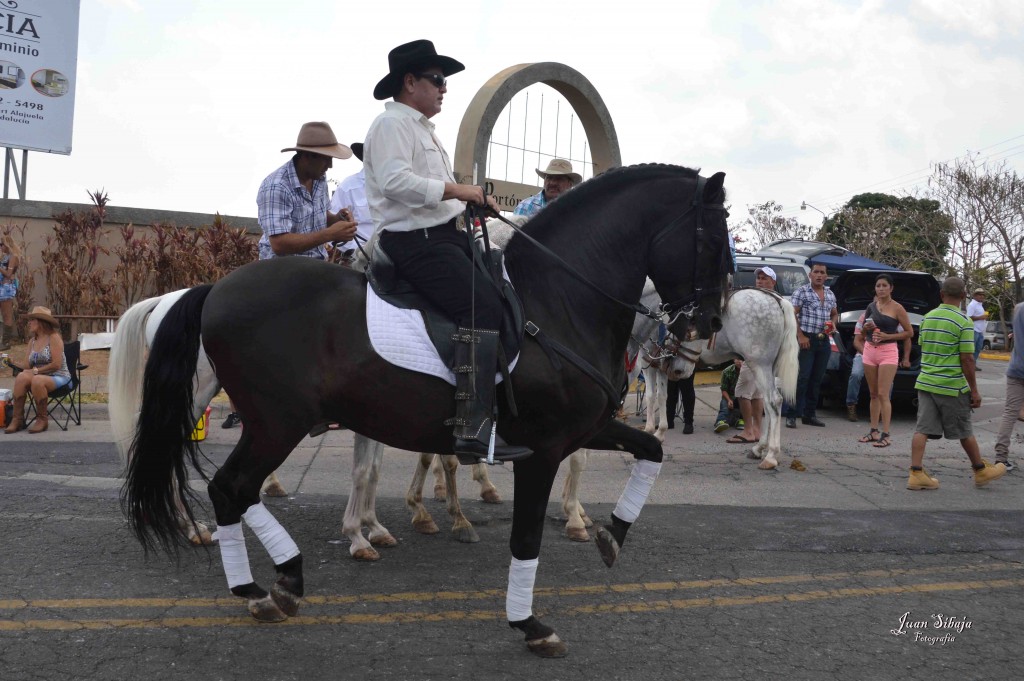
[415,72,447,89]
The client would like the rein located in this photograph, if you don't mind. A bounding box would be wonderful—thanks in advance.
[474,174,724,326]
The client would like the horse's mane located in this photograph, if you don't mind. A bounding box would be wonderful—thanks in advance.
[506,164,701,256]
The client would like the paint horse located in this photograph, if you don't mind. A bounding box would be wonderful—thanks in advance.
[120,165,730,657]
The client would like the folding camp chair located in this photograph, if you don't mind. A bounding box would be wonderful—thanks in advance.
[15,341,88,431]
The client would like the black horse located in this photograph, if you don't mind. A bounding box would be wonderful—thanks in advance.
[122,164,730,657]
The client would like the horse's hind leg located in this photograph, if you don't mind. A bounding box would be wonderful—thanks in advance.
[407,452,440,535]
[209,423,308,622]
[561,449,592,542]
[471,461,502,504]
[342,434,396,560]
[261,471,288,497]
[438,455,479,543]
[430,454,447,500]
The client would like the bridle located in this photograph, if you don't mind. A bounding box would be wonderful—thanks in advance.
[475,174,727,328]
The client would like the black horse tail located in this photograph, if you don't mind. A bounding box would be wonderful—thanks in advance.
[121,284,214,554]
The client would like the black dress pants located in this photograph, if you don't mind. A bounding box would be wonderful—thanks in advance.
[379,221,502,330]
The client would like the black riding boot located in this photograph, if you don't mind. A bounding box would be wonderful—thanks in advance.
[451,327,532,465]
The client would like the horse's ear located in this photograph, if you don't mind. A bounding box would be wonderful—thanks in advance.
[703,172,726,202]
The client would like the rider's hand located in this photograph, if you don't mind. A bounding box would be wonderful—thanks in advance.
[327,219,358,242]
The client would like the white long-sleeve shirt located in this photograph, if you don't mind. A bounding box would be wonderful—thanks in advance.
[363,101,463,233]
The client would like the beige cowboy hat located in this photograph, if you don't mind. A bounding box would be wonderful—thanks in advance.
[536,158,582,184]
[281,122,352,159]
[373,39,465,101]
[24,305,58,326]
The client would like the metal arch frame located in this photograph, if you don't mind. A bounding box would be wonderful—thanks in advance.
[453,62,621,187]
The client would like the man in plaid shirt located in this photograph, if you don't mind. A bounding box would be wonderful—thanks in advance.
[257,121,358,261]
[785,261,838,429]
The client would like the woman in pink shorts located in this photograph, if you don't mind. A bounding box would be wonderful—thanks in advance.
[856,274,912,448]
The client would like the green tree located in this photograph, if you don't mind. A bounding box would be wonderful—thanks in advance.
[815,193,952,274]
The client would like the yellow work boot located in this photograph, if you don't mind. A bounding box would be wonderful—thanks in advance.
[906,468,939,490]
[974,460,1006,488]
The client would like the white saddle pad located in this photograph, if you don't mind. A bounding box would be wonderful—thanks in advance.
[366,286,518,386]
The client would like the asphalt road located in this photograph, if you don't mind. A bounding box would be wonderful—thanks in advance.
[1,356,1022,681]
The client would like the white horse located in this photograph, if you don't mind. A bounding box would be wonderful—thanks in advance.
[668,287,799,469]
[559,286,798,544]
[108,290,498,559]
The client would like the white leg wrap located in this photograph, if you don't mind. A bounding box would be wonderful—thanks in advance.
[612,459,662,523]
[506,557,539,622]
[243,502,300,565]
[212,522,254,589]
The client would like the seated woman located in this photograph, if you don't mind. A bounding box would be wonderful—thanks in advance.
[4,306,71,434]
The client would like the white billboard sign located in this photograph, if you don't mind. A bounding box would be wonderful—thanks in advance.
[0,0,80,154]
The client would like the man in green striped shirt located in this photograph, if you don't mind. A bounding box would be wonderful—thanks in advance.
[908,276,1005,490]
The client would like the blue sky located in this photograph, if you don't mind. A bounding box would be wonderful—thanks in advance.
[22,0,1024,232]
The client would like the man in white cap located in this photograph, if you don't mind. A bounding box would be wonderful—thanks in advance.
[720,266,777,441]
[257,121,358,261]
[966,287,988,370]
[329,142,375,265]
[514,158,582,218]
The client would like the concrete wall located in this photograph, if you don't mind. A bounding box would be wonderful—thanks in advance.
[0,198,260,310]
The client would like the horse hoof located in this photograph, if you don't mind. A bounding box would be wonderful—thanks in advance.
[566,527,590,542]
[582,515,593,528]
[270,583,301,617]
[248,596,288,622]
[352,547,381,561]
[480,489,502,504]
[370,533,398,548]
[746,450,762,460]
[758,459,778,470]
[594,527,619,568]
[262,481,288,498]
[452,526,480,544]
[188,526,216,546]
[432,485,447,501]
[413,519,440,535]
[526,633,568,658]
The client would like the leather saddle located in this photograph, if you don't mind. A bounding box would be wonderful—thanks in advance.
[365,238,524,369]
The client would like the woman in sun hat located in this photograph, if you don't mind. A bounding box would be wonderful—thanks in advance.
[4,306,70,434]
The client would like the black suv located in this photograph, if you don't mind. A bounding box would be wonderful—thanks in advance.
[821,269,941,409]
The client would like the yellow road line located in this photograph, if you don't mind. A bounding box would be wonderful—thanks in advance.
[2,577,1021,632]
[1,562,1019,611]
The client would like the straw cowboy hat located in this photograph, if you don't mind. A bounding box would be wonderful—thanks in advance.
[281,122,352,159]
[373,39,465,101]
[24,305,58,326]
[536,158,582,185]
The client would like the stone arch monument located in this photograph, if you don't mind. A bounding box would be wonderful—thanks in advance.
[453,62,621,212]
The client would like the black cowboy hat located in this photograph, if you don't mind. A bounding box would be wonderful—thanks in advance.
[373,39,465,101]
[349,143,363,162]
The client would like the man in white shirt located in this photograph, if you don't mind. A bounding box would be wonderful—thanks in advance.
[329,143,374,265]
[364,40,529,464]
[966,288,988,370]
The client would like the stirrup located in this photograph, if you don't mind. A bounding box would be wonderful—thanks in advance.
[454,434,532,466]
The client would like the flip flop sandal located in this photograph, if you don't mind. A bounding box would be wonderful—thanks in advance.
[873,433,891,448]
[726,435,756,444]
[858,428,880,443]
